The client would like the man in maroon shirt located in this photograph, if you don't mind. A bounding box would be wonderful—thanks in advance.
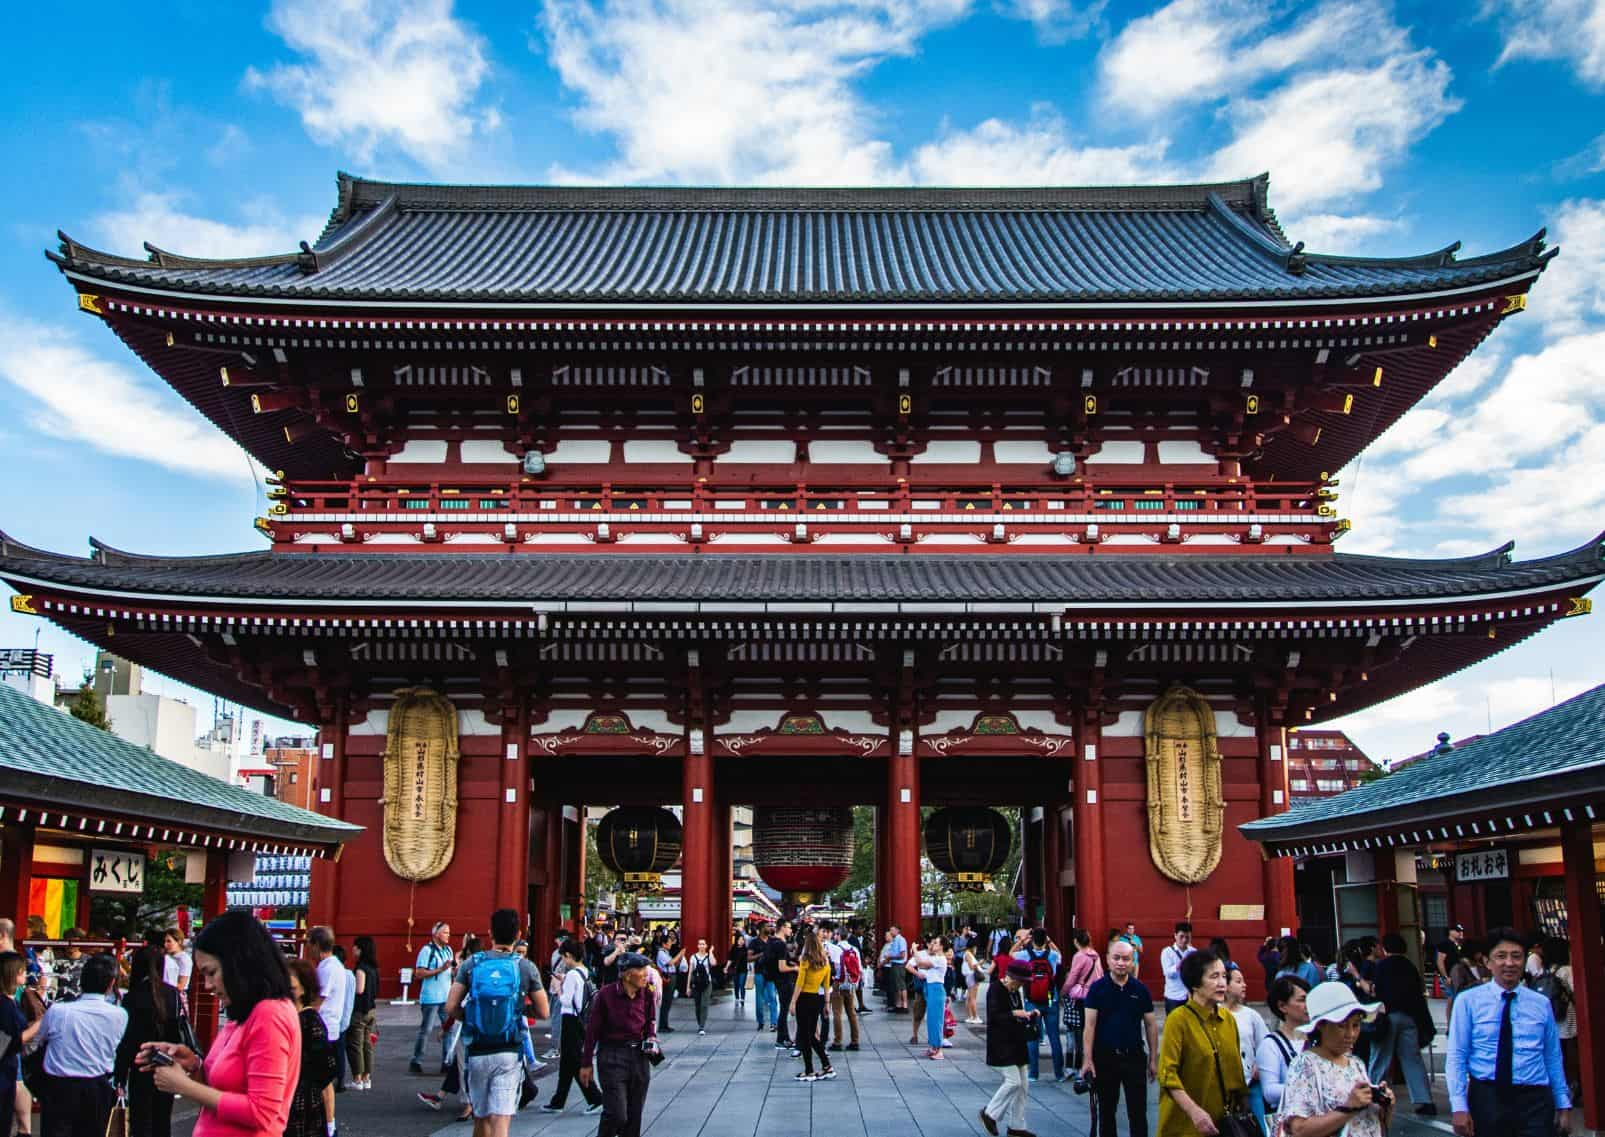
[580,952,659,1137]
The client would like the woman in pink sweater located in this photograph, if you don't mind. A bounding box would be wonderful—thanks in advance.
[1060,927,1104,1073]
[136,911,301,1137]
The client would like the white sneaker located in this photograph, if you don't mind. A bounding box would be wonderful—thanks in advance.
[585,1103,604,1116]
[941,1039,954,1048]
[699,1029,707,1035]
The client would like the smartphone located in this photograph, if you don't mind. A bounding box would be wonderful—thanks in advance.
[147,1049,175,1067]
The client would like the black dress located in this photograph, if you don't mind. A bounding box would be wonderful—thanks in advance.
[284,1009,337,1137]
[115,984,183,1137]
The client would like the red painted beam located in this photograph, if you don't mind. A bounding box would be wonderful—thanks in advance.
[884,747,921,940]
[1561,820,1603,1129]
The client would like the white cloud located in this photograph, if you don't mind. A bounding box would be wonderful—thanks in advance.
[1488,0,1605,87]
[540,0,969,184]
[0,314,255,480]
[1002,0,1100,43]
[1434,421,1605,547]
[87,192,323,260]
[245,0,495,170]
[1203,50,1458,215]
[910,107,1175,184]
[1097,0,1395,117]
[1532,198,1605,339]
[1284,212,1402,254]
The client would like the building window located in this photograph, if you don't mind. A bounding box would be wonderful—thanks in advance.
[1291,779,1309,791]
[290,773,298,783]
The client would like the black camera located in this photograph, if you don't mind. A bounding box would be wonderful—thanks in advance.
[642,1039,665,1067]
[1070,1071,1094,1095]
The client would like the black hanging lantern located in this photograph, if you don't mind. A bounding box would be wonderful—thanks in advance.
[595,807,683,893]
[924,807,1011,890]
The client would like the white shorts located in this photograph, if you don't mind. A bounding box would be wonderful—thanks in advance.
[465,1051,523,1118]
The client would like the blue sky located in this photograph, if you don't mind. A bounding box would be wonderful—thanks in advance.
[1,0,1603,762]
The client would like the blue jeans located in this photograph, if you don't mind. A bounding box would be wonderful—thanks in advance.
[754,974,777,1027]
[1026,997,1063,1079]
[412,1002,449,1066]
[925,982,945,1048]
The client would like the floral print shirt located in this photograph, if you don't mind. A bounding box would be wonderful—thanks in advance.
[1276,1049,1384,1137]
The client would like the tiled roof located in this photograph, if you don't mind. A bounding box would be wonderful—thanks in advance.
[0,680,360,847]
[49,173,1553,305]
[1242,682,1605,848]
[1,532,1600,607]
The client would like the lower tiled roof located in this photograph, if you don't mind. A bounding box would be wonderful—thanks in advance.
[0,681,359,847]
[0,535,1601,608]
[1242,682,1605,846]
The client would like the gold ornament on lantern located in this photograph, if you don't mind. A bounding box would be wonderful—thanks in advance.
[1144,685,1224,884]
[381,688,460,883]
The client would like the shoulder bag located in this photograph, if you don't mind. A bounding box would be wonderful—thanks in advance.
[1186,1003,1260,1137]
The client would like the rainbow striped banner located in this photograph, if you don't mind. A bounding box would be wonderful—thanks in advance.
[29,877,80,939]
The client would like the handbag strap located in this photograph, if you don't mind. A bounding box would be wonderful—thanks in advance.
[1184,1002,1236,1110]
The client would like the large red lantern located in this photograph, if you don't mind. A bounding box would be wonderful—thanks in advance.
[752,806,853,899]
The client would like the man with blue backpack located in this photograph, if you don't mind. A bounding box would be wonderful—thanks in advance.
[1013,927,1066,1082]
[442,909,550,1137]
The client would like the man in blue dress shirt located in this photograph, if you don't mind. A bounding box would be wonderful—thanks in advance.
[1446,927,1570,1137]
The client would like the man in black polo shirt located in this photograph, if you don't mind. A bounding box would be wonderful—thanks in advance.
[764,921,797,1049]
[1080,938,1158,1137]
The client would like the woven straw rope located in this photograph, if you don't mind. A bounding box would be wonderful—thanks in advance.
[1144,685,1225,885]
[382,688,460,883]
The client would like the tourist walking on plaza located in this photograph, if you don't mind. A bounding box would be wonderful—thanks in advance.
[1366,932,1435,1114]
[1446,927,1570,1137]
[881,926,909,1012]
[962,937,990,1024]
[1118,923,1144,972]
[828,926,862,1051]
[1014,928,1062,1081]
[913,933,951,1060]
[1275,981,1393,1137]
[161,929,191,1000]
[307,927,346,1134]
[330,945,356,1092]
[727,927,749,1011]
[114,944,184,1137]
[653,934,684,1033]
[788,927,836,1081]
[410,921,454,1075]
[541,939,603,1116]
[1436,923,1466,1009]
[979,960,1037,1137]
[345,936,378,1093]
[1157,950,1245,1137]
[686,939,717,1035]
[1543,937,1578,1102]
[581,953,660,1137]
[283,959,338,1137]
[1160,922,1195,1016]
[23,952,124,1137]
[1061,927,1103,1072]
[442,908,549,1137]
[135,910,300,1137]
[768,922,797,1050]
[0,951,29,1137]
[1273,937,1321,990]
[750,925,776,1031]
[1081,937,1158,1137]
[1254,975,1309,1122]
[1223,964,1266,1130]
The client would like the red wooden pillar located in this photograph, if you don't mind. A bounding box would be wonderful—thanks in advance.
[495,695,530,917]
[1257,708,1296,939]
[680,749,716,948]
[1371,851,1401,939]
[307,705,347,934]
[194,849,230,1050]
[708,800,731,939]
[1561,820,1603,1128]
[885,740,921,940]
[1074,711,1108,943]
[561,807,585,934]
[531,806,561,952]
[1043,804,1066,944]
[1,821,34,937]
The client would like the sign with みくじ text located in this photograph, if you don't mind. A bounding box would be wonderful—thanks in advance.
[1455,847,1509,882]
[88,849,145,894]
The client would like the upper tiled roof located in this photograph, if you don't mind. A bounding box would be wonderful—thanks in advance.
[0,680,360,848]
[49,173,1554,306]
[1,531,1600,608]
[1242,681,1605,848]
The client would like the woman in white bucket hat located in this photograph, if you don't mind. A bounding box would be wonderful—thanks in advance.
[1274,982,1394,1137]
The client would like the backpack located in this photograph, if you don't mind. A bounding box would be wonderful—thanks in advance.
[575,975,598,1024]
[463,953,523,1049]
[690,956,712,994]
[1526,969,1571,1023]
[1026,949,1054,1004]
[840,945,862,986]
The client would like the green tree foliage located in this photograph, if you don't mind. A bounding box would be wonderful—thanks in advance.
[68,674,110,730]
[584,817,620,904]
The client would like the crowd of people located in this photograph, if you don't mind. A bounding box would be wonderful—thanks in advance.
[0,911,1582,1137]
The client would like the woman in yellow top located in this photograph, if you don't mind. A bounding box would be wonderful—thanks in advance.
[1158,949,1247,1137]
[788,926,837,1082]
